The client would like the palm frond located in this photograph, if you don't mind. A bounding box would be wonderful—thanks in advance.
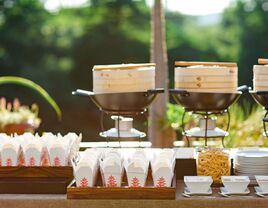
[0,76,62,120]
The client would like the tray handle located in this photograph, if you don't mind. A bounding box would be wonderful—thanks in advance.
[144,88,165,96]
[237,85,249,93]
[72,89,95,97]
[169,89,190,96]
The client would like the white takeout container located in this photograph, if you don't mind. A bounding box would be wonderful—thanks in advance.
[1,143,20,166]
[74,148,100,187]
[255,175,268,192]
[221,176,250,193]
[24,143,42,166]
[184,176,213,193]
[74,162,98,187]
[49,144,68,166]
[151,149,175,188]
[100,157,123,187]
[125,158,148,187]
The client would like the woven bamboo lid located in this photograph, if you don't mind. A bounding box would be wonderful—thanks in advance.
[93,63,155,71]
[175,61,237,67]
[258,58,268,65]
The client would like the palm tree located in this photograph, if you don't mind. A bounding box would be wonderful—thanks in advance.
[149,0,173,147]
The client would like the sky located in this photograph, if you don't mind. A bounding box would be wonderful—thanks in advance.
[44,0,234,16]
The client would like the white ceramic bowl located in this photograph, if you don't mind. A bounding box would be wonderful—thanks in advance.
[184,176,213,193]
[221,176,250,193]
[255,175,268,192]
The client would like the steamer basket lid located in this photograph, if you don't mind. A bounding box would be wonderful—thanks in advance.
[174,61,237,67]
[93,63,155,71]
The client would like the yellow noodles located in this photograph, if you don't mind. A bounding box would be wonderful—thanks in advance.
[197,149,230,183]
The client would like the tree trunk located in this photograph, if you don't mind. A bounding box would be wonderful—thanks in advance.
[149,0,173,147]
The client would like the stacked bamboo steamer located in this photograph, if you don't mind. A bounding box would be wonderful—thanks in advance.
[93,63,155,94]
[174,61,238,93]
[253,58,268,91]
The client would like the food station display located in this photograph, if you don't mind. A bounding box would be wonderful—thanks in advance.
[170,61,248,147]
[72,63,164,143]
[251,58,268,137]
[1,60,268,208]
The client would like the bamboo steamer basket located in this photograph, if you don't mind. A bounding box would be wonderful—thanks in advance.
[174,61,238,93]
[176,75,237,83]
[253,58,268,91]
[175,82,237,89]
[93,63,155,94]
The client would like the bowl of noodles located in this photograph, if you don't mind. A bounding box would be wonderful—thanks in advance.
[197,149,230,184]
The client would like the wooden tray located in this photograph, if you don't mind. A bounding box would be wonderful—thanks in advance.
[67,170,176,200]
[0,166,73,194]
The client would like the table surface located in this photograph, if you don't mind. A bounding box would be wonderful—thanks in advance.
[0,181,267,208]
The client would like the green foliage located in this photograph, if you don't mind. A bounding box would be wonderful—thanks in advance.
[166,103,189,130]
[1,0,268,144]
[223,103,266,147]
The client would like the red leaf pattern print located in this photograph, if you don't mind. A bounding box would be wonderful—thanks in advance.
[156,176,166,187]
[29,156,35,166]
[6,158,12,166]
[131,177,140,187]
[80,177,89,188]
[107,175,117,187]
[54,156,61,166]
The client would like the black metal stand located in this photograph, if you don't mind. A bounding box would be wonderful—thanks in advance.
[263,110,268,138]
[181,110,230,147]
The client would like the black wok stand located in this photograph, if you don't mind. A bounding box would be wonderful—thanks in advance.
[181,110,230,147]
[263,109,268,138]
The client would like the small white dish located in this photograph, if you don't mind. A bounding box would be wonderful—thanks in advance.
[220,187,250,195]
[255,175,268,193]
[221,176,250,193]
[255,186,268,195]
[184,187,212,195]
[184,176,213,194]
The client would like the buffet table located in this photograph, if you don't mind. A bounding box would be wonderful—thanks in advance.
[0,181,267,208]
[0,147,268,208]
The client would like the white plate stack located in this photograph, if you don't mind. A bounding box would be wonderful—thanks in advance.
[234,150,268,177]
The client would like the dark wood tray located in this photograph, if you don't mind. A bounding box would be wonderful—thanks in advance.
[67,169,176,200]
[0,166,73,194]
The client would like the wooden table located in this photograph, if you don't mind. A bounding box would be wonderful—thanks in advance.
[0,181,267,208]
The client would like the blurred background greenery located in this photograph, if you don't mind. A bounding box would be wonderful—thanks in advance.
[0,0,268,146]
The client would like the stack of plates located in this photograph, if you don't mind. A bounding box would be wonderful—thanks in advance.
[253,65,268,91]
[234,150,268,177]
